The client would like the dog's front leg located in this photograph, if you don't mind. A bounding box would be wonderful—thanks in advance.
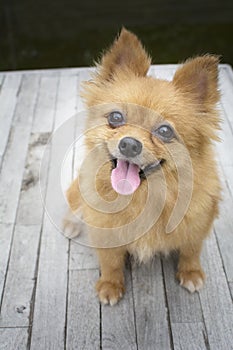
[96,247,127,306]
[176,240,205,293]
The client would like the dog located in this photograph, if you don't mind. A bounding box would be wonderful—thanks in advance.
[65,28,221,305]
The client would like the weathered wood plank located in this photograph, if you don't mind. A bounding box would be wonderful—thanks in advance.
[162,254,203,323]
[16,132,51,225]
[0,64,229,78]
[216,67,233,166]
[68,70,96,269]
[30,220,68,350]
[38,74,78,231]
[131,257,172,350]
[72,69,92,179]
[12,75,40,127]
[0,67,93,77]
[215,106,233,167]
[221,164,233,197]
[55,74,78,193]
[0,224,41,327]
[0,74,5,86]
[229,282,233,300]
[214,168,233,282]
[32,75,59,133]
[71,115,86,181]
[0,75,40,224]
[62,71,82,189]
[172,322,208,350]
[66,269,100,349]
[151,66,175,81]
[224,64,233,79]
[219,66,233,126]
[30,74,78,350]
[199,234,233,350]
[54,75,77,128]
[101,266,137,349]
[0,74,22,167]
[76,69,92,112]
[0,223,13,304]
[0,327,28,350]
[69,243,98,270]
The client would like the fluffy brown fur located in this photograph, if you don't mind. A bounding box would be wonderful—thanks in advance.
[65,28,221,305]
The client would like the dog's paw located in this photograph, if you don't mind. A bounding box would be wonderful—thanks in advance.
[96,279,125,306]
[177,269,205,293]
[62,209,84,239]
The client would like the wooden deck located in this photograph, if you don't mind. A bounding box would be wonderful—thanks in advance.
[0,65,233,350]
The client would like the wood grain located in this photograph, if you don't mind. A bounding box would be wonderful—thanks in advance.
[66,269,100,349]
[0,328,28,350]
[131,257,172,350]
[32,74,59,133]
[199,234,233,350]
[0,225,41,327]
[16,132,51,225]
[172,322,208,350]
[0,75,40,224]
[30,74,78,350]
[101,266,137,350]
[214,168,233,282]
[162,253,203,323]
[0,74,22,167]
[0,223,13,303]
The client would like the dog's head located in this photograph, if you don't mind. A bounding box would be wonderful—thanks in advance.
[81,28,220,196]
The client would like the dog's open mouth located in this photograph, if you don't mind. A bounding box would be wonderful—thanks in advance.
[110,158,164,195]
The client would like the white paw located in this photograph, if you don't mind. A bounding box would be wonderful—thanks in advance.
[179,277,204,293]
[62,209,85,239]
[96,280,124,306]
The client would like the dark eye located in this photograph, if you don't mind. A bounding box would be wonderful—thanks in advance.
[108,111,125,128]
[153,124,174,142]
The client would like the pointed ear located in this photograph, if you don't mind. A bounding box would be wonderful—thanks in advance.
[172,55,220,106]
[97,28,151,80]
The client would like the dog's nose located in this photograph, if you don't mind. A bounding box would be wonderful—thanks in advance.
[118,137,142,157]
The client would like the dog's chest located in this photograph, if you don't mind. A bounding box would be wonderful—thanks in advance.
[127,234,170,263]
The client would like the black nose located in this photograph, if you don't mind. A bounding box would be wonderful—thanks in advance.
[118,137,142,158]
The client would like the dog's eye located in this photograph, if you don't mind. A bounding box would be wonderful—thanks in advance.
[108,111,125,128]
[153,124,174,142]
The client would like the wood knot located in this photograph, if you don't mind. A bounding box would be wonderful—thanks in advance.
[15,305,26,314]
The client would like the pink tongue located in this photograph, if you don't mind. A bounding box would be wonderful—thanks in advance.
[111,159,140,195]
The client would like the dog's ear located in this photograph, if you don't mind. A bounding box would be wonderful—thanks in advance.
[97,28,151,80]
[173,55,220,107]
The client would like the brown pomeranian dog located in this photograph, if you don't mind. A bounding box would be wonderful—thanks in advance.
[65,28,221,305]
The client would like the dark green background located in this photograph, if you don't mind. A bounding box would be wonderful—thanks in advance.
[1,0,233,71]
